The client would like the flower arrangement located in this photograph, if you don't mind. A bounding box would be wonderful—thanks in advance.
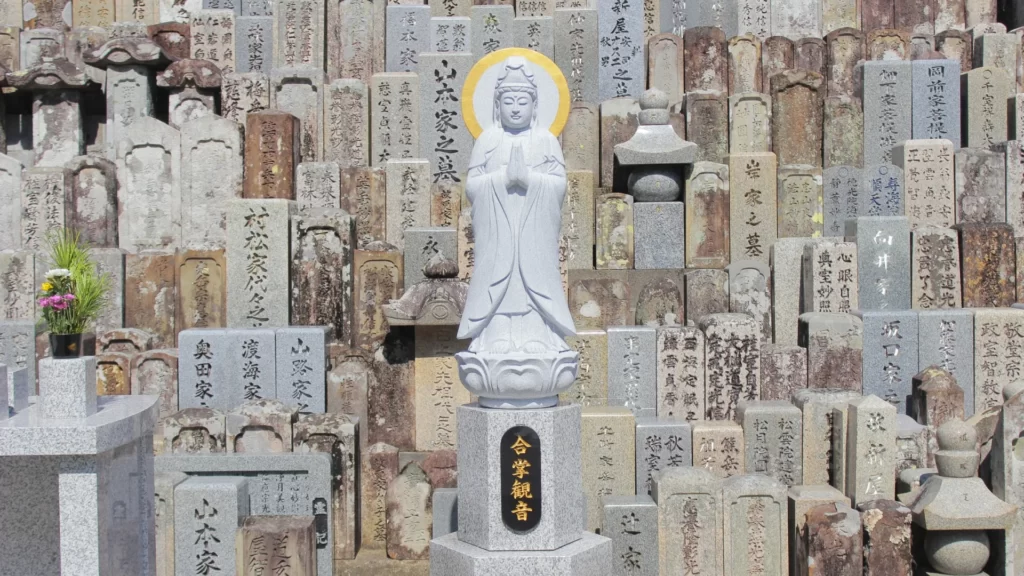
[37,230,110,336]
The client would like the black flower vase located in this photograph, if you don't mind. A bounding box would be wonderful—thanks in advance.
[50,333,83,358]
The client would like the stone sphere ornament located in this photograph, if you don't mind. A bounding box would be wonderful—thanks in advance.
[924,530,990,575]
[455,49,579,409]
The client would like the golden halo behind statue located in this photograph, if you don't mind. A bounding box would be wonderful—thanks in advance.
[461,47,571,139]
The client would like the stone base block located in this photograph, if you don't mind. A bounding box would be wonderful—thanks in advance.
[39,356,97,418]
[429,532,612,575]
[457,403,584,551]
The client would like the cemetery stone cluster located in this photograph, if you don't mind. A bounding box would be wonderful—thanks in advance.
[1,0,1024,574]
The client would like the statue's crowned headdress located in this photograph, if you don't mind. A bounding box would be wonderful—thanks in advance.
[494,56,537,98]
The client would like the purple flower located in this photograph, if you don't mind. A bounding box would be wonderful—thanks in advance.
[52,301,67,311]
[37,297,50,308]
[62,293,75,301]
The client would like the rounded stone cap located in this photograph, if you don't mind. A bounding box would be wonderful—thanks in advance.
[639,88,669,110]
[424,253,458,279]
[936,419,975,451]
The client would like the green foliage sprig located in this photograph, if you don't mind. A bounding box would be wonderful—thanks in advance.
[36,229,111,335]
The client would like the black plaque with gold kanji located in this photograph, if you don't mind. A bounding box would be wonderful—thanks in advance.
[500,425,542,532]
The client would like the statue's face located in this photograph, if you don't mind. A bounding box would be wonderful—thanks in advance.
[498,90,534,131]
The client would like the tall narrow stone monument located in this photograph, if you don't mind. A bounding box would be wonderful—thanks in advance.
[430,49,612,573]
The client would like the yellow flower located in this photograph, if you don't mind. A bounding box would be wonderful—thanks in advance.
[41,282,52,291]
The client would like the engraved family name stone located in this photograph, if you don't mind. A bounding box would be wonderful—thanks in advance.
[226,199,294,328]
[685,162,730,268]
[608,326,657,418]
[803,241,858,314]
[190,9,236,73]
[728,260,773,341]
[738,400,803,485]
[800,312,863,391]
[340,166,386,248]
[470,5,512,60]
[19,167,65,252]
[863,59,912,166]
[370,73,420,167]
[692,421,744,478]
[911,226,961,310]
[275,326,329,413]
[174,477,249,576]
[554,8,598,104]
[560,171,595,271]
[325,0,375,84]
[290,210,355,343]
[236,16,272,72]
[602,496,657,576]
[596,193,634,269]
[893,139,955,229]
[581,407,635,531]
[418,53,473,196]
[860,163,903,217]
[295,162,340,210]
[847,216,911,311]
[323,79,369,169]
[175,250,226,331]
[0,251,33,321]
[824,96,863,168]
[561,329,608,406]
[384,159,430,250]
[178,328,230,409]
[975,308,1024,411]
[859,310,919,413]
[636,417,693,495]
[777,165,823,238]
[352,245,402,352]
[685,91,728,164]
[272,0,322,70]
[729,152,777,266]
[220,73,269,126]
[845,395,896,505]
[386,4,429,73]
[656,325,705,421]
[963,66,1012,148]
[701,313,760,421]
[728,35,763,95]
[243,111,299,200]
[652,468,723,575]
[911,59,960,142]
[729,92,771,153]
[919,309,974,415]
[598,0,644,100]
[823,166,861,237]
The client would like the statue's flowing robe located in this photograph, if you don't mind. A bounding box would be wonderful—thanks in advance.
[457,126,576,340]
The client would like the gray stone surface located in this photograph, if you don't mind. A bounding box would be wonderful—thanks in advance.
[793,389,861,486]
[911,59,961,142]
[722,474,789,576]
[0,154,23,251]
[385,159,432,249]
[633,202,685,269]
[771,0,820,39]
[954,146,1006,223]
[737,400,803,486]
[802,240,858,314]
[174,476,249,576]
[323,79,369,169]
[432,487,458,539]
[0,251,33,322]
[554,8,599,105]
[513,16,554,59]
[635,417,692,495]
[760,344,807,401]
[918,309,975,416]
[156,452,333,576]
[220,72,269,126]
[607,326,657,418]
[116,118,181,253]
[470,5,513,60]
[963,66,1013,148]
[429,531,613,574]
[651,467,723,575]
[386,5,430,73]
[601,495,658,576]
[823,166,862,237]
[728,152,777,265]
[178,328,230,410]
[270,68,325,163]
[181,116,244,251]
[846,216,912,311]
[727,260,773,342]
[9,367,27,412]
[858,310,920,413]
[39,356,97,419]
[863,60,912,166]
[777,165,823,238]
[597,0,644,100]
[275,326,329,414]
[973,307,1024,412]
[226,199,295,328]
[236,16,272,73]
[402,227,458,290]
[662,0,741,36]
[20,167,65,252]
[457,403,584,551]
[430,16,471,53]
[861,163,904,217]
[0,321,34,388]
[771,238,827,346]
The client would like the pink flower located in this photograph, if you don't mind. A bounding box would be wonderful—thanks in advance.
[37,297,50,307]
[62,294,75,301]
[52,301,67,311]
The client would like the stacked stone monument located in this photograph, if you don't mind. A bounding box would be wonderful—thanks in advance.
[428,54,611,574]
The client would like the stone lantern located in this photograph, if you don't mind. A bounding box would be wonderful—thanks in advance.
[156,58,223,129]
[383,253,468,327]
[612,88,696,268]
[910,419,1017,575]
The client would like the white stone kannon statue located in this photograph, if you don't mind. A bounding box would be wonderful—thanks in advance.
[456,54,578,409]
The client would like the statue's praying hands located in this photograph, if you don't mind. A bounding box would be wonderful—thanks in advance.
[504,142,531,190]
